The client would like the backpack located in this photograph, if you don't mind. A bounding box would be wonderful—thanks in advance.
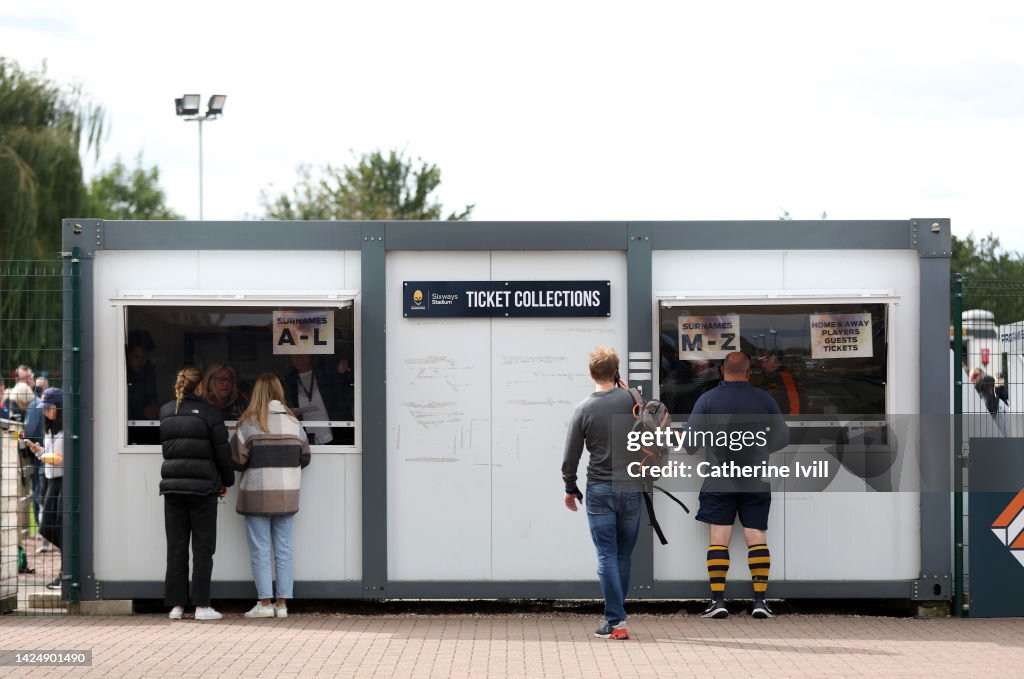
[626,388,673,469]
[621,387,690,545]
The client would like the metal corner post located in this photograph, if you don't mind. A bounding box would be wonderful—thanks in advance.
[66,246,82,603]
[361,224,388,596]
[626,223,655,594]
[915,219,953,603]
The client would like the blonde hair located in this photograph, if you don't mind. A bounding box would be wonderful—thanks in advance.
[202,362,242,407]
[174,365,202,414]
[588,347,619,383]
[9,382,35,408]
[238,373,295,433]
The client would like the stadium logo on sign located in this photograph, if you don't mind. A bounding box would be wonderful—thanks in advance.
[991,488,1024,568]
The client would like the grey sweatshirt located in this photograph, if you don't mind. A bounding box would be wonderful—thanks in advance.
[561,387,636,488]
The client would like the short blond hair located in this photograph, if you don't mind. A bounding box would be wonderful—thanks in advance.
[8,382,35,408]
[588,347,619,383]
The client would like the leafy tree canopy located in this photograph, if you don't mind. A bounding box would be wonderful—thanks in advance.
[0,56,104,259]
[952,233,1024,325]
[0,56,104,372]
[84,154,182,220]
[261,149,473,221]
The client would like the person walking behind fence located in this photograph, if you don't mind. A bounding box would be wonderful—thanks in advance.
[562,347,641,640]
[25,388,65,589]
[231,374,311,619]
[159,366,234,621]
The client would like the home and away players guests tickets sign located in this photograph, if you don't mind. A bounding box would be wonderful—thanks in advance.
[809,312,872,358]
[403,281,611,318]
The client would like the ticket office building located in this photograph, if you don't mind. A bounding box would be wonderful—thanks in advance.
[66,219,951,602]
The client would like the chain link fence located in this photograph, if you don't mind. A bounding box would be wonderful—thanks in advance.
[1,256,77,614]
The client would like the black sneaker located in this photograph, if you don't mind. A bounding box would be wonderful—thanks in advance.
[594,620,629,639]
[751,600,774,619]
[46,577,61,590]
[701,600,728,619]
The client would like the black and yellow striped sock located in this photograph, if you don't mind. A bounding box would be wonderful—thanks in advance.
[707,545,729,600]
[748,544,770,600]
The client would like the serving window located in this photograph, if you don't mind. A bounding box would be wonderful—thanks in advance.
[658,302,888,418]
[121,301,355,447]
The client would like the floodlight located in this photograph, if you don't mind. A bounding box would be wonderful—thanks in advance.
[207,95,227,115]
[175,94,201,116]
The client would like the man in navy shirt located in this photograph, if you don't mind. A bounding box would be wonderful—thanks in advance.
[685,352,789,619]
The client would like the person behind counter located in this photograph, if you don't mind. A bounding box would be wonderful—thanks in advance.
[231,373,311,619]
[284,354,353,445]
[755,351,802,416]
[202,363,250,422]
[126,330,160,444]
[159,365,234,621]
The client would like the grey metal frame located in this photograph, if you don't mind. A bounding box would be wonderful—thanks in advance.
[64,218,951,602]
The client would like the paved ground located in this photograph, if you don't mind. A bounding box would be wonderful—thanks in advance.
[2,607,1023,678]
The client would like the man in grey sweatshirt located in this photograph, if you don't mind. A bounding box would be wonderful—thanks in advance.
[562,347,641,640]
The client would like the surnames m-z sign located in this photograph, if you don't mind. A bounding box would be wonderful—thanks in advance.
[403,281,611,318]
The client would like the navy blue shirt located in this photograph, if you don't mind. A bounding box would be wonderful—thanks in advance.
[685,381,790,490]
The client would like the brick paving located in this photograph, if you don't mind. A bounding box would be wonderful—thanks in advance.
[2,610,1024,678]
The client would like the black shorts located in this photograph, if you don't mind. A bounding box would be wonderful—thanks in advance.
[696,492,771,530]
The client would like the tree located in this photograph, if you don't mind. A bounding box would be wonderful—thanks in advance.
[0,57,104,372]
[0,57,104,259]
[261,149,473,221]
[84,154,182,220]
[951,233,1024,324]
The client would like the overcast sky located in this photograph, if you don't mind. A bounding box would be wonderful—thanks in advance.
[2,1,1023,252]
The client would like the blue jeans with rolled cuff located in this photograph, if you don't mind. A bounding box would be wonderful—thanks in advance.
[244,514,296,600]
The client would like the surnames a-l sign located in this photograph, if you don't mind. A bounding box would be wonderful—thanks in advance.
[403,281,610,318]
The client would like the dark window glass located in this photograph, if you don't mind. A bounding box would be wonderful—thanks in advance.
[659,303,887,417]
[125,305,355,445]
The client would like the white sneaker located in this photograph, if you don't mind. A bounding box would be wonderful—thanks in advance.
[274,604,288,619]
[168,606,184,620]
[194,607,223,621]
[244,603,275,619]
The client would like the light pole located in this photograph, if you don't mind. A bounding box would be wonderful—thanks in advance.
[174,94,226,220]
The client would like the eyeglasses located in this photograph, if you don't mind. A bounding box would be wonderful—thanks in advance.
[213,376,233,384]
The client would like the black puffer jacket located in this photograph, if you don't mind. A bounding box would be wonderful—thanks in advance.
[159,394,234,495]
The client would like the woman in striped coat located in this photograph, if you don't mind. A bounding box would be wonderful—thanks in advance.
[231,373,311,619]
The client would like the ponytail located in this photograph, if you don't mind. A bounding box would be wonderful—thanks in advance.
[174,365,202,413]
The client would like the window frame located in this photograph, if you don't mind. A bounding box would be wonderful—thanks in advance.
[654,289,898,445]
[113,290,359,454]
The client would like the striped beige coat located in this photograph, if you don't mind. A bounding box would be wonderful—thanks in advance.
[230,401,311,516]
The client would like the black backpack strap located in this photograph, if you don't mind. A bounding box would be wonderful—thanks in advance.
[652,484,690,514]
[642,491,668,545]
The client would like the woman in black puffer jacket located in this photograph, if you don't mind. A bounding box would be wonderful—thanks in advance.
[159,365,234,621]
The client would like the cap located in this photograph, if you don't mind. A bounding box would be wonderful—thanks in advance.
[41,388,62,407]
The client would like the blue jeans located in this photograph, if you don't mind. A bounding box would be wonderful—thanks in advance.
[244,514,296,600]
[586,483,642,624]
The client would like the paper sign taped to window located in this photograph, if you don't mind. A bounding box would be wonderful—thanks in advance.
[809,313,872,359]
[677,314,741,360]
[273,310,334,355]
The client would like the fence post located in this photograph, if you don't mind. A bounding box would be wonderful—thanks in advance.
[953,273,964,617]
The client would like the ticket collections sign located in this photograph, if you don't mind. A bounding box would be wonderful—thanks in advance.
[677,314,741,360]
[273,310,334,355]
[403,281,610,318]
[809,312,872,358]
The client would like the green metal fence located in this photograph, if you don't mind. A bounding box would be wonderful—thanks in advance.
[953,275,1024,617]
[0,255,78,614]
